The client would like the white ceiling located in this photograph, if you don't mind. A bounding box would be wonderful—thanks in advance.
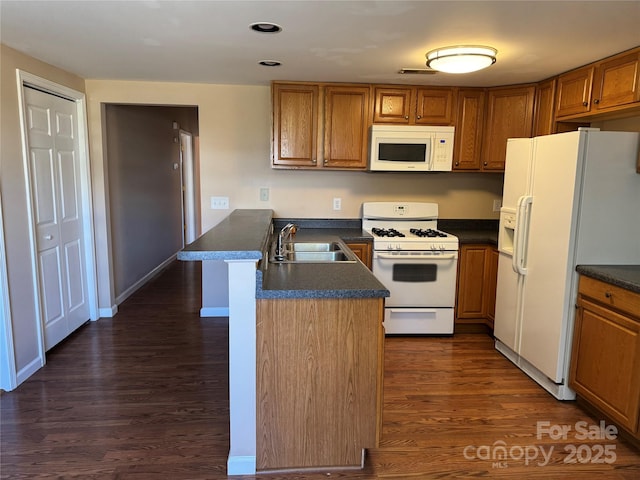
[1,1,639,87]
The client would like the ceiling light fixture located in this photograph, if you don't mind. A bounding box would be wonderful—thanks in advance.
[425,45,497,74]
[250,22,282,34]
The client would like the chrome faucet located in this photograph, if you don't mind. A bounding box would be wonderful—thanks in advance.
[274,223,297,260]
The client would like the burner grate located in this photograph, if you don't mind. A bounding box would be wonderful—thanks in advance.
[371,228,405,238]
[410,228,448,238]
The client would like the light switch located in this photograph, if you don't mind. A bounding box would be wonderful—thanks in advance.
[211,196,229,209]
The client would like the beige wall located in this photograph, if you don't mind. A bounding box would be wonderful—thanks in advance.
[0,44,85,378]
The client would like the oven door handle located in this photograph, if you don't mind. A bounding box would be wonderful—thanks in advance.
[388,308,439,313]
[376,253,457,260]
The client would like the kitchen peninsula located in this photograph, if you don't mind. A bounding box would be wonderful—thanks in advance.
[178,209,389,475]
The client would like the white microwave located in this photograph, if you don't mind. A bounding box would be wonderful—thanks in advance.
[369,125,455,172]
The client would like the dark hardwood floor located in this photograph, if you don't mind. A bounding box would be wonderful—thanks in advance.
[1,260,638,479]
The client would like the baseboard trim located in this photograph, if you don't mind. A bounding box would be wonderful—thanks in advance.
[16,356,44,387]
[115,254,176,305]
[227,455,256,476]
[200,307,229,317]
[98,305,118,318]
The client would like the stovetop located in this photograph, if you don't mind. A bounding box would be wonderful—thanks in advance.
[362,201,459,251]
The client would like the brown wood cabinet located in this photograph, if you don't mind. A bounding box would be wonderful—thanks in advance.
[346,241,372,269]
[569,276,640,439]
[256,297,384,470]
[373,85,456,125]
[556,47,640,120]
[481,85,535,171]
[533,78,556,136]
[455,244,498,330]
[271,82,371,170]
[453,88,486,170]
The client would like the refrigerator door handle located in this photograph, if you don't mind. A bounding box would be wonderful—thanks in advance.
[513,195,533,275]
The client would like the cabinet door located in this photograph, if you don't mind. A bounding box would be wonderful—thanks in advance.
[272,83,319,167]
[346,242,372,269]
[453,89,485,170]
[533,79,556,136]
[456,245,490,319]
[592,49,640,111]
[569,298,640,433]
[323,85,371,169]
[555,66,594,118]
[482,85,535,171]
[415,87,455,125]
[372,86,412,124]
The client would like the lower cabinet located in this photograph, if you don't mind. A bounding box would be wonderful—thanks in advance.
[256,297,384,471]
[455,244,498,331]
[569,276,640,440]
[346,241,372,269]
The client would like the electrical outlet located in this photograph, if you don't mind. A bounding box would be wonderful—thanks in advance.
[493,199,502,212]
[210,196,229,209]
[333,197,342,211]
[259,187,269,202]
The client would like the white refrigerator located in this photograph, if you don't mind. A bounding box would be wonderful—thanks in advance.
[494,129,640,400]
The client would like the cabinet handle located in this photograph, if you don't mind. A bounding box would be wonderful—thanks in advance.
[483,161,488,166]
[455,162,459,166]
[405,115,409,119]
[311,159,317,164]
[594,99,600,104]
[605,291,612,298]
[582,101,589,107]
[416,115,422,119]
[44,234,53,240]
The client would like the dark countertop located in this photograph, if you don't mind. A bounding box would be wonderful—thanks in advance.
[258,228,388,299]
[275,218,499,245]
[178,210,388,299]
[439,219,499,246]
[178,209,273,261]
[179,212,499,299]
[576,265,640,294]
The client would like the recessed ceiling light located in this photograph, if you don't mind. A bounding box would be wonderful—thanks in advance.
[250,22,282,34]
[259,60,281,67]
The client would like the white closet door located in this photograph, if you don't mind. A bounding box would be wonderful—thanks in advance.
[24,86,89,350]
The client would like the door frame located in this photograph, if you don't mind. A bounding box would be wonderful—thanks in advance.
[179,129,196,245]
[0,194,17,391]
[14,70,99,381]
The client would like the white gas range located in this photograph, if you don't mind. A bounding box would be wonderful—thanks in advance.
[362,202,459,334]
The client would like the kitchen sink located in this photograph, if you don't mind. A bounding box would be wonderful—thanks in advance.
[287,242,341,252]
[269,241,358,263]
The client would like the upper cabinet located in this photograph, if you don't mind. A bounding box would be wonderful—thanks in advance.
[556,47,640,120]
[272,82,371,170]
[373,86,456,125]
[481,85,535,171]
[272,83,319,168]
[271,46,640,173]
[453,88,486,170]
[533,78,556,136]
